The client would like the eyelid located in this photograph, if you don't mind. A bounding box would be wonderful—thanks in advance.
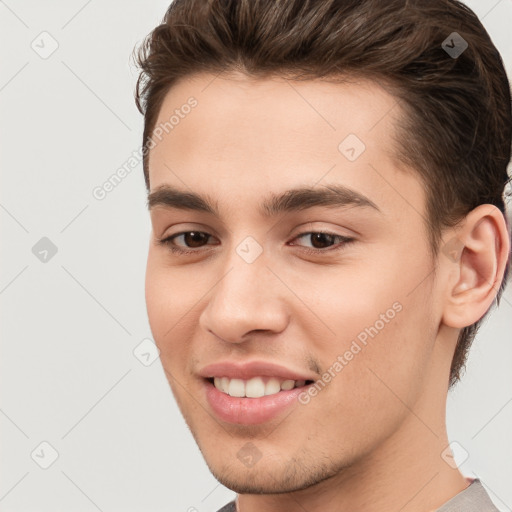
[156,231,219,253]
[292,221,359,239]
[157,228,356,256]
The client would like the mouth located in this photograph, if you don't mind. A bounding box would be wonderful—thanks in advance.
[198,360,318,424]
[206,376,315,398]
[202,376,316,425]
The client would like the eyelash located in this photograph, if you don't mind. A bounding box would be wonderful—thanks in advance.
[156,230,355,256]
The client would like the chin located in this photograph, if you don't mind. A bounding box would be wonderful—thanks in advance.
[202,448,344,495]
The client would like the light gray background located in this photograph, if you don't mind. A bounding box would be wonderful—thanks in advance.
[0,1,511,511]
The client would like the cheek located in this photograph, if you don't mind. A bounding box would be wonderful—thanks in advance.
[294,249,437,408]
[145,246,201,321]
[288,253,427,352]
[145,252,199,361]
[329,289,436,421]
[293,302,436,459]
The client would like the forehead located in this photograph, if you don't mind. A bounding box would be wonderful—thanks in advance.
[147,71,421,219]
[150,71,399,162]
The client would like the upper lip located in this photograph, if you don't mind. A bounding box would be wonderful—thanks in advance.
[198,360,317,381]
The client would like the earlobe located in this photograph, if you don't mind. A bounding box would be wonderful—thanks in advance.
[441,205,510,329]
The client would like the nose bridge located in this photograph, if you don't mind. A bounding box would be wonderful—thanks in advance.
[217,234,271,300]
[199,235,288,342]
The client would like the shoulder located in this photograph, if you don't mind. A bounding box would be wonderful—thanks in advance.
[436,478,500,512]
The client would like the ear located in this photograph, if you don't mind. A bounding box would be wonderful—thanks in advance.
[441,204,510,329]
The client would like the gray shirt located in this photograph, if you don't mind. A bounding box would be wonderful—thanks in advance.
[216,478,500,512]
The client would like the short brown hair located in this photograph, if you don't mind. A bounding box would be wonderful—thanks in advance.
[134,0,512,388]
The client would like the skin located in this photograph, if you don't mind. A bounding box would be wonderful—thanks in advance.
[144,71,509,512]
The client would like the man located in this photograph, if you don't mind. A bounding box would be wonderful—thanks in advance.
[134,0,511,510]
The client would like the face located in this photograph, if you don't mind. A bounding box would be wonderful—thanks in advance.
[145,72,445,493]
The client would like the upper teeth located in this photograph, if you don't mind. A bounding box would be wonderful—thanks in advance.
[213,376,307,398]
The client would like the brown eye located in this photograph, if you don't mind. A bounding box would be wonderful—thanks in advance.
[308,233,337,249]
[158,231,218,254]
[291,231,354,253]
[180,231,210,248]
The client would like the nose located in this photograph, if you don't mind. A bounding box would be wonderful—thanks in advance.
[198,246,289,344]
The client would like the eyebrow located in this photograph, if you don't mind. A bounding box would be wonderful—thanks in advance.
[146,183,380,217]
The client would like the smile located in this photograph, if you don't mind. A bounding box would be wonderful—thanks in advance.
[210,376,313,398]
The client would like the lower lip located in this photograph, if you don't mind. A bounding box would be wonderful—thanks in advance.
[204,379,309,425]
